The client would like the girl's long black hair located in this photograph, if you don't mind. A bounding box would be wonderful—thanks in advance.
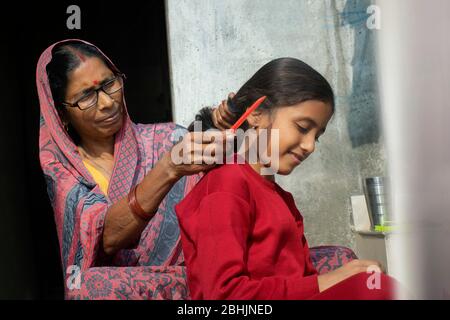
[188,57,335,131]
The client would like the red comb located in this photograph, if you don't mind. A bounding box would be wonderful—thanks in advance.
[230,96,267,132]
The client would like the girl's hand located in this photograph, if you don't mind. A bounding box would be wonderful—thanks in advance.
[212,92,238,130]
[317,259,384,292]
[163,130,235,180]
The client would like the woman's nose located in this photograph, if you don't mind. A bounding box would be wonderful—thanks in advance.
[97,91,114,110]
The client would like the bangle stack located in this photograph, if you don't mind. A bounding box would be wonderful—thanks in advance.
[127,184,155,221]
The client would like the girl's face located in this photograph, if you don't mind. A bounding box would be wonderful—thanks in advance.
[62,57,124,144]
[251,100,333,175]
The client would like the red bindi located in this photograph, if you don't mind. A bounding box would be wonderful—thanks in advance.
[93,80,99,85]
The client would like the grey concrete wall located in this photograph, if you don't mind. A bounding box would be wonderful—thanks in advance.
[165,0,385,250]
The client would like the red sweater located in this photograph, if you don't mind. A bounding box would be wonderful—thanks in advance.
[175,162,319,300]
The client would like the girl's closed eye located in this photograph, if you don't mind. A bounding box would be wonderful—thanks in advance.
[296,124,321,142]
[296,124,309,134]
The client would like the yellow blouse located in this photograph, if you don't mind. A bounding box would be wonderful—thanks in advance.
[82,160,109,194]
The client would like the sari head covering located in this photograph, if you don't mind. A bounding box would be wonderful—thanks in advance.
[37,39,198,299]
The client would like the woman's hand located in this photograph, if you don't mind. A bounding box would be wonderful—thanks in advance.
[162,130,235,180]
[103,129,233,255]
[212,92,238,130]
[317,259,384,292]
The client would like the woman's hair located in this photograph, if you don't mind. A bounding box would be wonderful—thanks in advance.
[46,41,116,144]
[188,57,334,131]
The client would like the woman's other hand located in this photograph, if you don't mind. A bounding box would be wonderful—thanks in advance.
[212,92,238,130]
[317,259,384,292]
[162,130,235,179]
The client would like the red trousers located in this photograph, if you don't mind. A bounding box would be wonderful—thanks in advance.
[309,272,396,300]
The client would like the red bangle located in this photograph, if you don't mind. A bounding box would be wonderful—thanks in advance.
[127,184,154,221]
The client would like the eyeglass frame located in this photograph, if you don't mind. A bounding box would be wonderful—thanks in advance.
[61,73,126,111]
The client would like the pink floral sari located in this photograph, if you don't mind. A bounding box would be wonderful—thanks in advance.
[37,39,199,299]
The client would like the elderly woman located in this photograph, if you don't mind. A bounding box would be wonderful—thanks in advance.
[37,39,236,299]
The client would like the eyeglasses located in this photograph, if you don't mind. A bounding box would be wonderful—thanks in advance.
[62,74,125,111]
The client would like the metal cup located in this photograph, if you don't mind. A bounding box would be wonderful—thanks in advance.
[363,177,390,227]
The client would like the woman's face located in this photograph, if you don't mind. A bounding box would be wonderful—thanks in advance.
[62,57,124,143]
[255,100,333,175]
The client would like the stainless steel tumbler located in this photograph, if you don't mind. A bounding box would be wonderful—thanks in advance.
[364,177,390,227]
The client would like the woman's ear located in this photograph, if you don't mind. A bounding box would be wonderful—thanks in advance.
[57,108,70,129]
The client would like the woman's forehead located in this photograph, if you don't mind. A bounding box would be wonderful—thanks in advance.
[66,57,113,94]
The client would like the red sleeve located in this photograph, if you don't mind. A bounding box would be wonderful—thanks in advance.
[183,191,319,300]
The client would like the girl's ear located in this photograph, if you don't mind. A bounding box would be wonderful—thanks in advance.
[246,110,263,128]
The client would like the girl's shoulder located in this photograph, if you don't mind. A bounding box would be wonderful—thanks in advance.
[207,162,248,188]
[175,163,252,219]
[191,163,252,202]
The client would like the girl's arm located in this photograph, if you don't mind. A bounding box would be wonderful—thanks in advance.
[318,259,384,292]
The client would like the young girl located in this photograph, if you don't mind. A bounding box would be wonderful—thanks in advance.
[175,58,396,300]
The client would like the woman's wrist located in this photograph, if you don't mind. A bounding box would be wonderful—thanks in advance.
[159,151,182,182]
[127,184,155,221]
[134,154,180,214]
